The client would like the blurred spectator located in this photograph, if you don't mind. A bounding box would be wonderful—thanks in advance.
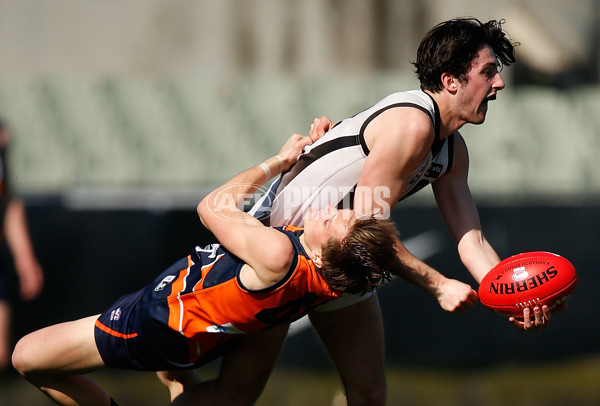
[0,120,44,370]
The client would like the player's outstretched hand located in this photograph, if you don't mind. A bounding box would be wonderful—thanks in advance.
[435,277,479,312]
[309,116,334,142]
[509,303,566,331]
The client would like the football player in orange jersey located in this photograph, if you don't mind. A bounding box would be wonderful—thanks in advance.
[11,133,400,406]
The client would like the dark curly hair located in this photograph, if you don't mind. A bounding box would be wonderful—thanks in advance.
[320,217,399,295]
[412,18,518,92]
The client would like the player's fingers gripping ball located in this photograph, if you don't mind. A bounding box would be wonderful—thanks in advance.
[478,251,577,319]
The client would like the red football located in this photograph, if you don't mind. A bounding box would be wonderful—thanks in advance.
[478,251,577,318]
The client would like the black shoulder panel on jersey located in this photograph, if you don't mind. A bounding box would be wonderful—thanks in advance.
[358,102,435,155]
[279,135,360,190]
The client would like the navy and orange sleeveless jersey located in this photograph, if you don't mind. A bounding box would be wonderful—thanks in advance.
[94,225,341,370]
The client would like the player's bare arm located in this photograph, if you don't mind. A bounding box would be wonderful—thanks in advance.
[308,113,476,311]
[358,107,434,216]
[198,133,312,288]
[433,133,551,328]
[359,108,470,302]
[432,132,500,282]
[4,199,44,300]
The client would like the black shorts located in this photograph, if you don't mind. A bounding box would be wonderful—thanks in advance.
[0,252,15,302]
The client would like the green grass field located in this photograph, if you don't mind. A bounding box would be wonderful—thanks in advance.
[2,356,599,406]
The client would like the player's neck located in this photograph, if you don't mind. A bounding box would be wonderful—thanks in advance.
[298,233,312,257]
[299,233,321,268]
[425,90,465,138]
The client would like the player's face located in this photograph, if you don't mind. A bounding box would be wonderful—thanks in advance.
[456,44,505,125]
[304,206,355,251]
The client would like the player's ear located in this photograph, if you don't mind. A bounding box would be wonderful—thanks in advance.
[310,250,323,268]
[441,73,458,92]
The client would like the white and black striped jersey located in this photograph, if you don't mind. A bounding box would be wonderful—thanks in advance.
[251,90,455,226]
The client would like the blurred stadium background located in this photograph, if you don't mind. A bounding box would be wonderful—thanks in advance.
[0,0,598,405]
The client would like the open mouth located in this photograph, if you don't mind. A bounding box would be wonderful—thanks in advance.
[480,94,496,111]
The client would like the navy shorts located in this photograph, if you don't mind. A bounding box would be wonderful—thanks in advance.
[93,257,227,371]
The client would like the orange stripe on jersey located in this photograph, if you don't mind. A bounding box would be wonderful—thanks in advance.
[283,225,304,233]
[168,255,195,334]
[95,319,138,339]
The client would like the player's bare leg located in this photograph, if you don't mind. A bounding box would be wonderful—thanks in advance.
[12,315,111,406]
[309,295,386,406]
[170,324,289,406]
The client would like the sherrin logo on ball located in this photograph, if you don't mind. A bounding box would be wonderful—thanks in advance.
[511,267,528,281]
[478,251,577,319]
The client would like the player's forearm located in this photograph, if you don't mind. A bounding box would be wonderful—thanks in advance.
[457,231,501,284]
[211,155,282,207]
[198,133,311,227]
[4,200,36,261]
[391,240,448,296]
[197,154,284,225]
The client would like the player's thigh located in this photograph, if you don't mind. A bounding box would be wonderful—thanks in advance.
[217,324,289,396]
[308,294,385,381]
[13,314,105,375]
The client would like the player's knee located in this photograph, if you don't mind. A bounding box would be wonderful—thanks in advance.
[344,380,387,406]
[11,334,39,377]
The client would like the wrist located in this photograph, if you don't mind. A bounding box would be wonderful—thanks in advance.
[259,155,285,180]
[259,162,272,180]
[422,271,448,298]
[274,154,284,171]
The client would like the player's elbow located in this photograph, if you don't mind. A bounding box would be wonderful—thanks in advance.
[457,230,486,257]
[197,199,209,227]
